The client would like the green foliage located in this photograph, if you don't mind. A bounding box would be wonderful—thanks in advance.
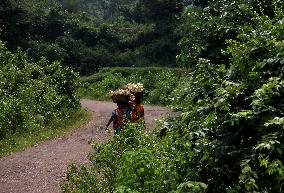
[170,3,284,192]
[0,108,91,158]
[177,0,284,67]
[63,122,196,193]
[0,41,79,138]
[63,1,284,193]
[78,67,186,105]
[1,0,184,75]
[175,181,207,193]
[177,0,256,67]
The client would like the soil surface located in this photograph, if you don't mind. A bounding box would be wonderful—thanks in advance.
[0,100,170,193]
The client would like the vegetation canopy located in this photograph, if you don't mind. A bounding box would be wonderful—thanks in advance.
[62,0,284,192]
[0,0,283,192]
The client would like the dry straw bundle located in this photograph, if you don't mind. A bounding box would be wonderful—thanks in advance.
[109,89,130,103]
[126,83,144,99]
[109,83,144,103]
[126,83,144,93]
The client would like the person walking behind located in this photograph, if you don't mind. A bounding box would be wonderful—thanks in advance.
[131,96,144,123]
[125,83,144,123]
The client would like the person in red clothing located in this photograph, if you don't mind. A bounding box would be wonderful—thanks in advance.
[106,102,128,134]
[131,96,144,123]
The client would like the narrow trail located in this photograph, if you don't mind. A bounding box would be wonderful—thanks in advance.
[0,100,170,193]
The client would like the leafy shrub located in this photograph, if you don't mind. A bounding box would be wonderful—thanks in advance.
[63,1,284,193]
[0,41,79,138]
[62,121,206,193]
[169,4,284,192]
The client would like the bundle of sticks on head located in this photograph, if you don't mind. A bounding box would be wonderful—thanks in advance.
[109,83,144,103]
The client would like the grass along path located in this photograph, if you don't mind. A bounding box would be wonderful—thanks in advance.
[0,108,92,158]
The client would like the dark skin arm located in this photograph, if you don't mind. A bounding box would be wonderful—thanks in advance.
[106,117,113,130]
[138,108,144,119]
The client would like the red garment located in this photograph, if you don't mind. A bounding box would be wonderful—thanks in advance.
[131,104,144,122]
[112,108,125,129]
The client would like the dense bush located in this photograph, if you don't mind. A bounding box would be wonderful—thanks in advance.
[0,41,79,138]
[62,122,202,193]
[170,2,284,192]
[63,1,283,193]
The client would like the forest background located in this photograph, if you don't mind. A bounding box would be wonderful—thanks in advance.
[0,0,283,192]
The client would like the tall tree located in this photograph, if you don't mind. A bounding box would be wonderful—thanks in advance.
[0,0,29,49]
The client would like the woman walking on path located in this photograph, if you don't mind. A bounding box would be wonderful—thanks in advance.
[106,102,126,134]
[106,83,144,134]
[131,96,144,123]
[106,88,132,134]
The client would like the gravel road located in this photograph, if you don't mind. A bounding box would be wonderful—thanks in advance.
[0,100,170,193]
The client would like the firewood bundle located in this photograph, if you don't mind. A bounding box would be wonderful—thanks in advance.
[109,83,144,103]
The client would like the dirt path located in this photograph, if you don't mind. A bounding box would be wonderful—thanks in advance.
[0,100,170,193]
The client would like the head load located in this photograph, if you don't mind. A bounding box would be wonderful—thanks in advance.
[109,83,144,103]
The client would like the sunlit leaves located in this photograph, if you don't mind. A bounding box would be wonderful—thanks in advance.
[0,41,79,138]
[175,181,207,193]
